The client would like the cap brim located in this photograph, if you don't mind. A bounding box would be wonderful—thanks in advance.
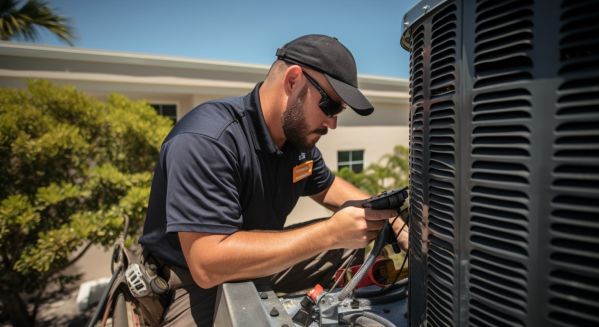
[326,75,374,116]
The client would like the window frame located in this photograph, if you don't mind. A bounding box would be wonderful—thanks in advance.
[150,102,178,123]
[337,149,365,173]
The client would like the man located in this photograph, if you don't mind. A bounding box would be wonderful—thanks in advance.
[139,34,409,326]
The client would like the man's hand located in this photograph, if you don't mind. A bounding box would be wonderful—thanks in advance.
[312,176,409,250]
[390,216,409,251]
[327,206,396,249]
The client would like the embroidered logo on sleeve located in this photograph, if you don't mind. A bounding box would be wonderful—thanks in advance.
[292,160,313,183]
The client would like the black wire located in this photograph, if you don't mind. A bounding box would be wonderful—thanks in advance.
[331,213,402,293]
[389,214,400,231]
[328,249,358,292]
[392,248,408,285]
[389,220,408,286]
[340,311,397,327]
[334,213,408,295]
[355,219,409,299]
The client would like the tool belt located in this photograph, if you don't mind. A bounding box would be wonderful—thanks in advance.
[134,248,171,326]
[99,244,171,327]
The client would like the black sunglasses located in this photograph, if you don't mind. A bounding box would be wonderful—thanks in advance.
[302,72,345,118]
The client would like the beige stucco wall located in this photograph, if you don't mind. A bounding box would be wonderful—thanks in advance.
[319,125,410,168]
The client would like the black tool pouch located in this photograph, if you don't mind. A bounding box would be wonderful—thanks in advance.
[97,244,170,327]
[132,249,171,327]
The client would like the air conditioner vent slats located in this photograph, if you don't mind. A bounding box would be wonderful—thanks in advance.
[404,0,599,325]
[471,3,533,319]
[471,258,526,284]
[474,0,533,89]
[546,1,599,325]
[428,279,454,325]
[431,30,456,46]
[476,17,532,41]
[475,0,533,19]
[471,225,528,255]
[409,19,425,265]
[407,4,461,325]
[470,0,533,302]
[470,281,527,315]
[471,272,527,302]
[472,206,527,230]
[470,299,524,326]
[475,33,532,57]
[430,5,457,104]
[550,271,599,316]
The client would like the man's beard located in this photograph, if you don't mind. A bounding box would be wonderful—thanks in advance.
[282,85,327,151]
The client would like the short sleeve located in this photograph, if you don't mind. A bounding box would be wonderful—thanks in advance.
[162,133,242,234]
[302,146,334,196]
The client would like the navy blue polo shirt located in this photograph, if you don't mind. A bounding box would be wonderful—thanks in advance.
[139,82,335,269]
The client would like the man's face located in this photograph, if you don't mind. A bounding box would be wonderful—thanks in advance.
[282,84,328,150]
[282,70,340,150]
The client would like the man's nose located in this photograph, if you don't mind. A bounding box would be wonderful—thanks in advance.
[324,116,337,130]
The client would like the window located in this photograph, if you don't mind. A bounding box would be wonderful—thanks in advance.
[338,150,364,173]
[150,103,177,123]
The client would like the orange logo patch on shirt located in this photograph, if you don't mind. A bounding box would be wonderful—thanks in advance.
[292,160,313,183]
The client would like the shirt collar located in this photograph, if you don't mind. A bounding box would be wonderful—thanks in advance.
[245,82,283,156]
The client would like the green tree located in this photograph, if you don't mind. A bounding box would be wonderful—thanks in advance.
[336,145,409,194]
[0,80,172,326]
[0,0,75,44]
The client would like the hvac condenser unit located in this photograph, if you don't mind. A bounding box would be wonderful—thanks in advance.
[401,0,599,326]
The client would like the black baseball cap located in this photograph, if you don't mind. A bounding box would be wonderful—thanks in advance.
[276,34,374,116]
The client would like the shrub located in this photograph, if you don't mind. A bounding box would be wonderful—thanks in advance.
[0,80,171,326]
[335,145,409,194]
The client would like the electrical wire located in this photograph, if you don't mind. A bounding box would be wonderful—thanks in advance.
[392,249,408,285]
[356,219,409,299]
[328,249,358,292]
[388,220,408,287]
[337,222,393,300]
[330,213,402,294]
[340,311,397,327]
[389,214,401,230]
[336,213,407,300]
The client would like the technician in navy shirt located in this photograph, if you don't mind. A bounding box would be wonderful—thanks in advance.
[140,34,409,326]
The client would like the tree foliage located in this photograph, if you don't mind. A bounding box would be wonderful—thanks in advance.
[0,0,75,44]
[0,80,171,326]
[336,145,409,194]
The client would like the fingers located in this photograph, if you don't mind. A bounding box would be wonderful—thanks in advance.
[365,219,385,231]
[367,231,379,241]
[396,225,409,251]
[331,206,402,249]
[339,198,369,209]
[364,208,398,221]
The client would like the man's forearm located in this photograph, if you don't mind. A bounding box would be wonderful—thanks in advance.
[311,176,370,211]
[179,219,336,289]
[180,203,395,289]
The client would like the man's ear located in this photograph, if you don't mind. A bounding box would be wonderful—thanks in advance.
[283,65,303,96]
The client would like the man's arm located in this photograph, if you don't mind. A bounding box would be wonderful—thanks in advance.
[310,175,370,211]
[310,176,409,250]
[179,205,393,289]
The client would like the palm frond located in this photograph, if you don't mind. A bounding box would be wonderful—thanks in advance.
[0,0,20,14]
[0,0,75,45]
